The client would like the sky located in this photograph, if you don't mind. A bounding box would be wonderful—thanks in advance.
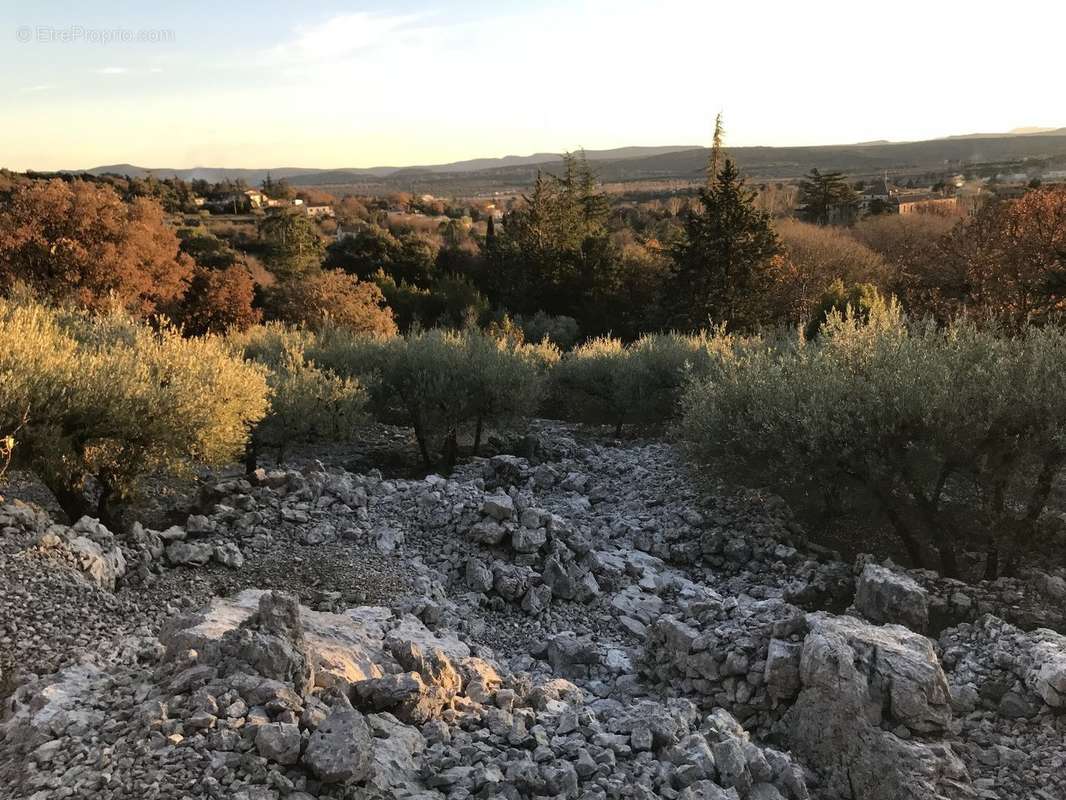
[1,0,1063,171]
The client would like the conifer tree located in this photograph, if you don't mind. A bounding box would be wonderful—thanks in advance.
[670,135,780,331]
[797,168,859,225]
[707,112,725,182]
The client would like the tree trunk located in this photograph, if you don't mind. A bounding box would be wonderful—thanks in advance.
[412,417,433,471]
[915,493,959,577]
[984,472,1009,581]
[886,508,930,569]
[902,462,960,578]
[45,476,93,525]
[935,540,960,578]
[473,415,484,457]
[614,419,624,438]
[1003,450,1064,575]
[983,547,1000,581]
[870,480,929,569]
[441,428,459,474]
[94,470,132,533]
[244,440,258,476]
[96,488,126,533]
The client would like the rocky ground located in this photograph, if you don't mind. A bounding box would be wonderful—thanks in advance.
[2,420,1066,800]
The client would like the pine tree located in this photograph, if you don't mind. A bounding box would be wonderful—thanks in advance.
[707,113,725,183]
[797,169,859,225]
[670,158,780,331]
[571,150,609,229]
[480,161,618,331]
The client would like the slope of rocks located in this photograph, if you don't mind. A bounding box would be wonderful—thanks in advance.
[2,420,1066,800]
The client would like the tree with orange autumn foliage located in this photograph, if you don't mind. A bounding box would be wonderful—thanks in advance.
[175,265,261,336]
[935,188,1066,325]
[265,269,397,336]
[0,179,192,315]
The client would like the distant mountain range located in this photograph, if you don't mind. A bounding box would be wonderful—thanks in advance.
[70,128,1066,194]
[75,145,700,185]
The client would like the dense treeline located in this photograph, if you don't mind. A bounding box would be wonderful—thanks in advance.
[3,156,1064,342]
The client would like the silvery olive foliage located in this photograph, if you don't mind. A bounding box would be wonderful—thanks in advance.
[315,327,555,470]
[547,333,731,435]
[0,297,270,527]
[681,302,1066,577]
[231,326,368,467]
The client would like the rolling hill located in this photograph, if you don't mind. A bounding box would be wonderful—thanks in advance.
[72,129,1066,195]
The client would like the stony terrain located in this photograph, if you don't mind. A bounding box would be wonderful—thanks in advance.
[2,421,1066,800]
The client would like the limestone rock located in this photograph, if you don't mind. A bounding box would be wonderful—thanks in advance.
[256,722,302,764]
[480,494,515,521]
[1024,628,1066,708]
[166,539,214,567]
[854,563,930,632]
[213,541,245,569]
[465,557,493,593]
[37,517,127,590]
[785,612,968,800]
[801,612,951,733]
[303,709,373,784]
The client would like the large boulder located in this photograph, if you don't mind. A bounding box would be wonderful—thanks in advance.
[228,592,315,693]
[480,494,515,521]
[784,613,969,800]
[354,638,463,723]
[854,563,929,633]
[801,613,951,733]
[1023,628,1066,708]
[364,713,427,795]
[255,722,302,764]
[36,517,127,590]
[160,589,395,687]
[302,708,373,784]
[166,539,213,567]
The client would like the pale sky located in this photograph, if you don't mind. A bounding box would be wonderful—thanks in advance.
[1,0,1063,171]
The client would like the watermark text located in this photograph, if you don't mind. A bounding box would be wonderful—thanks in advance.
[16,25,175,45]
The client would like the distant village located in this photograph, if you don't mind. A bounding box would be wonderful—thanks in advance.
[199,187,336,219]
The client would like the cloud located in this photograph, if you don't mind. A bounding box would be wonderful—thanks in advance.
[17,84,54,94]
[95,67,128,75]
[264,12,424,65]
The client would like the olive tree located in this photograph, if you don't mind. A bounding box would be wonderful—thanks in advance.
[230,328,367,469]
[0,298,269,528]
[316,328,552,471]
[547,333,727,434]
[546,337,630,434]
[681,304,1066,577]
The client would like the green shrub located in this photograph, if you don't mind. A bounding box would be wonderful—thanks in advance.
[0,297,269,528]
[546,333,727,434]
[464,332,556,454]
[317,328,551,470]
[516,312,581,350]
[250,345,367,466]
[228,322,317,368]
[620,333,728,424]
[680,303,1066,577]
[803,279,887,339]
[546,337,630,433]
